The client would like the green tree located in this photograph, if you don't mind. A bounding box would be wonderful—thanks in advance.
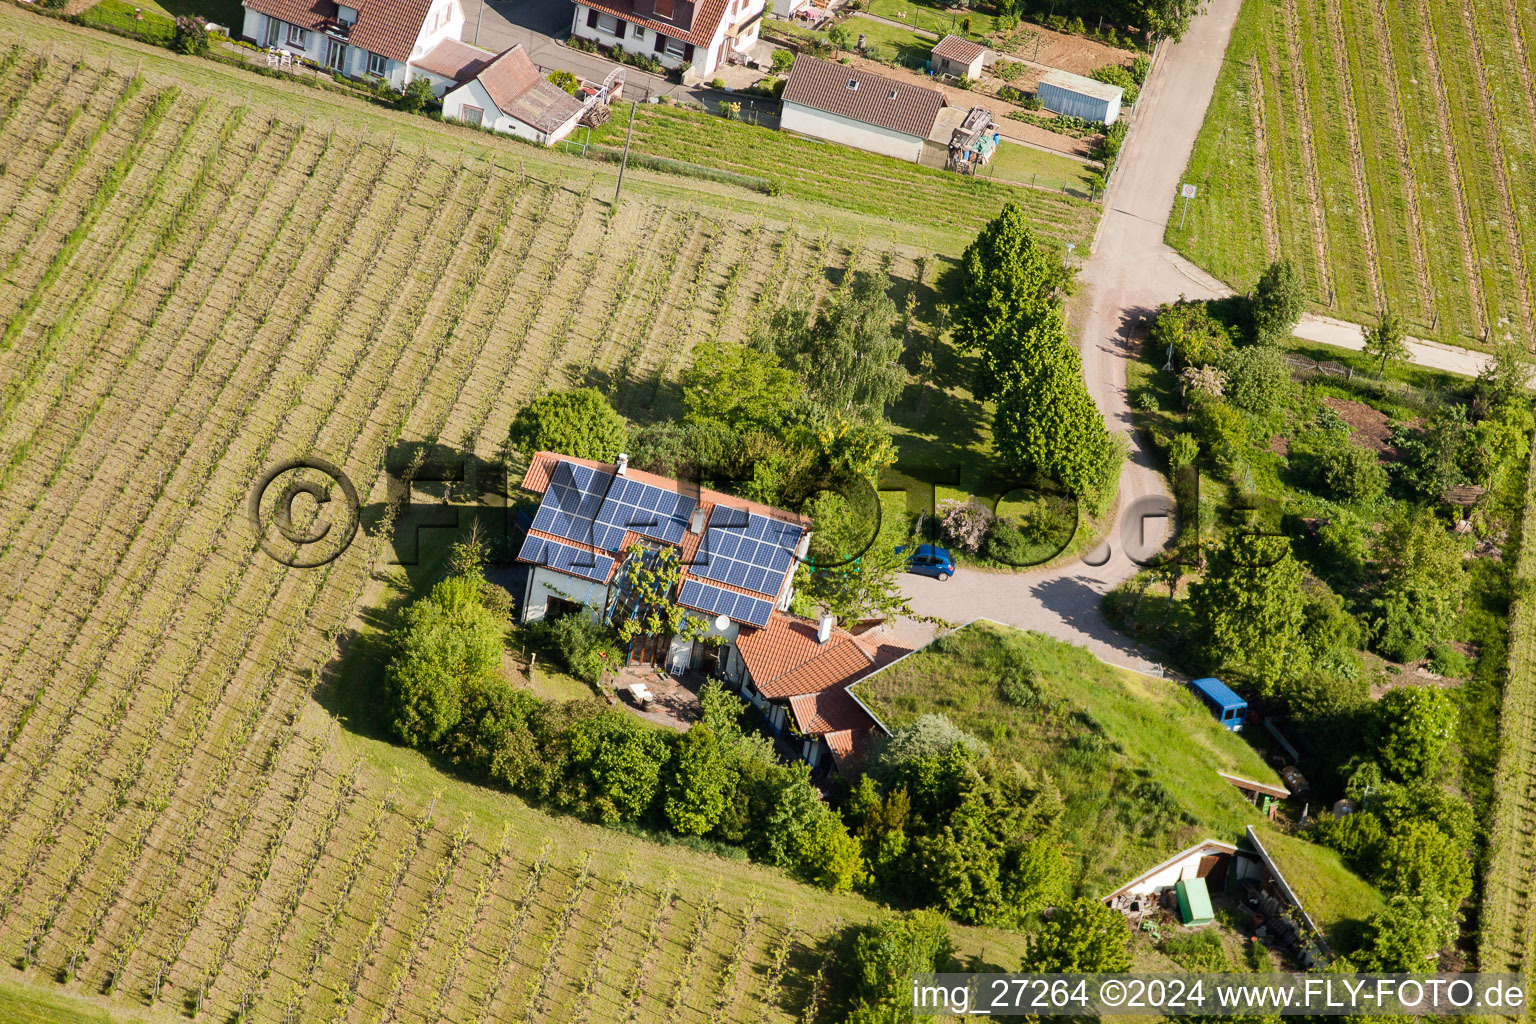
[992,316,1121,506]
[1151,297,1233,368]
[770,47,795,74]
[952,202,1072,402]
[663,725,737,835]
[756,272,905,421]
[1356,896,1446,972]
[798,542,913,622]
[1252,258,1305,343]
[1376,819,1471,920]
[1362,307,1409,376]
[384,576,506,748]
[1187,533,1308,690]
[396,75,436,113]
[846,911,955,1013]
[1376,687,1457,782]
[681,341,806,431]
[546,69,579,94]
[1217,344,1293,418]
[508,387,628,461]
[1369,508,1467,663]
[1125,0,1203,40]
[567,710,673,823]
[1023,897,1132,972]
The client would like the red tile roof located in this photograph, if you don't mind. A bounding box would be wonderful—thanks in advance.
[825,725,876,771]
[576,0,729,48]
[782,55,946,138]
[470,45,586,133]
[736,612,914,700]
[788,685,872,736]
[348,0,436,62]
[242,0,438,62]
[414,37,495,79]
[931,33,987,65]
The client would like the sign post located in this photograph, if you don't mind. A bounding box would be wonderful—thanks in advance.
[1178,183,1197,230]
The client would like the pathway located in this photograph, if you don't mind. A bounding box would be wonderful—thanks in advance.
[899,0,1497,670]
[897,0,1241,673]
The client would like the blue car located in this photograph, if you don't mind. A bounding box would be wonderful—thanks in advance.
[896,543,955,581]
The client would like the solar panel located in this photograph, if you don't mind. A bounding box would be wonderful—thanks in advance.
[691,506,804,597]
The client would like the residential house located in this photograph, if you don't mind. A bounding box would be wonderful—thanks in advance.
[780,55,947,163]
[930,34,986,80]
[569,0,765,78]
[732,613,912,773]
[442,44,587,144]
[515,452,811,675]
[240,0,465,90]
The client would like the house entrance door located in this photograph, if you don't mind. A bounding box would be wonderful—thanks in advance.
[628,633,669,667]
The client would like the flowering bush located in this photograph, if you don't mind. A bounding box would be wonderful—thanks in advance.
[938,498,994,553]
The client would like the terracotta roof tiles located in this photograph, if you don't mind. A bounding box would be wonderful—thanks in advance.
[241,0,438,62]
[576,0,729,48]
[414,37,495,80]
[931,34,987,65]
[473,45,586,133]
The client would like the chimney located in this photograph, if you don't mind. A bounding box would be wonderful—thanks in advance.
[615,453,628,476]
[817,613,835,644]
[690,506,706,534]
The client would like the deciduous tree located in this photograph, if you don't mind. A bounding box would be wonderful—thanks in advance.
[1252,258,1305,343]
[1362,307,1409,376]
[1187,533,1308,690]
[1023,897,1132,973]
[508,387,628,461]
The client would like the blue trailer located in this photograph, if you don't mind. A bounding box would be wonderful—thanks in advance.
[1188,677,1247,731]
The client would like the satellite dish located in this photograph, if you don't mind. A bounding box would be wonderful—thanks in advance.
[714,614,731,632]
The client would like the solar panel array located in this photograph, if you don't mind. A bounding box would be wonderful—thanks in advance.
[690,505,802,596]
[530,461,696,553]
[678,580,774,628]
[517,534,614,583]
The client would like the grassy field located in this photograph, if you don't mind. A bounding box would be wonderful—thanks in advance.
[851,622,1384,943]
[586,101,1099,238]
[0,13,1054,1021]
[1480,438,1536,979]
[1170,0,1536,351]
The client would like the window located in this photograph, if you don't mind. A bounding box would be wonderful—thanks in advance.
[845,78,858,90]
[664,35,687,57]
[325,37,346,71]
[287,23,307,46]
[654,0,673,18]
[367,51,387,75]
[596,12,619,33]
[264,17,281,45]
[634,25,644,38]
[460,104,483,126]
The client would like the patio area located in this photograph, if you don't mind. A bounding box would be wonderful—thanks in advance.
[608,665,707,731]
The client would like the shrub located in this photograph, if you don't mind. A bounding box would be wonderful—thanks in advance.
[1150,297,1232,367]
[993,59,1023,81]
[938,497,994,553]
[1376,687,1457,781]
[1023,897,1131,972]
[771,47,795,73]
[1191,400,1249,478]
[395,75,436,112]
[172,15,209,55]
[710,76,725,88]
[508,387,627,460]
[1167,432,1199,470]
[529,613,623,684]
[1427,642,1470,678]
[385,576,507,748]
[547,69,579,94]
[844,911,955,1014]
[1217,344,1293,418]
[1089,63,1139,104]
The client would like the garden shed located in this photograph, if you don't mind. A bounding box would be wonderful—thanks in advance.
[1037,68,1122,123]
[931,34,987,80]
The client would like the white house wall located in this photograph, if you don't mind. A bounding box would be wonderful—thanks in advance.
[242,10,414,88]
[521,567,611,623]
[1114,844,1229,897]
[443,79,585,144]
[780,101,925,162]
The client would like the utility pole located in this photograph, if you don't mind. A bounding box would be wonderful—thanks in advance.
[614,85,647,207]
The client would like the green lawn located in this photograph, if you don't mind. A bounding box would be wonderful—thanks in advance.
[852,621,1385,942]
[842,15,938,66]
[77,0,176,45]
[986,138,1096,193]
[0,979,152,1024]
[860,0,998,39]
[853,621,1285,893]
[588,101,1096,245]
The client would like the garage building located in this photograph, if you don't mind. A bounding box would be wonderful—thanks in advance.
[781,56,947,163]
[1037,67,1122,124]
